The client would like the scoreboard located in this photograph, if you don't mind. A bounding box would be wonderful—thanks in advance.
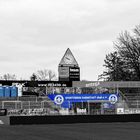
[59,66,80,81]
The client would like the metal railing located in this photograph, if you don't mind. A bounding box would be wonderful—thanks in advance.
[1,100,140,116]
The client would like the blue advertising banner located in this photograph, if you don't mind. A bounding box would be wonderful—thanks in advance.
[48,93,118,107]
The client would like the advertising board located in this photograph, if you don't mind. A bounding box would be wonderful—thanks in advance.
[69,67,80,81]
[58,67,69,78]
[48,93,118,108]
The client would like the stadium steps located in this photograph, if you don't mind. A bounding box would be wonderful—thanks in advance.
[41,96,60,110]
[0,96,60,110]
[119,88,140,108]
[1,102,21,110]
[17,96,38,101]
[0,97,17,101]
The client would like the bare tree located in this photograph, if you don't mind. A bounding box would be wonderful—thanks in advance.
[32,69,57,81]
[0,73,17,80]
[47,70,56,81]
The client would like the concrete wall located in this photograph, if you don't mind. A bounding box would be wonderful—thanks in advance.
[9,114,140,125]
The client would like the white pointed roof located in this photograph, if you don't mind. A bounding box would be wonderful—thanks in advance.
[59,48,79,66]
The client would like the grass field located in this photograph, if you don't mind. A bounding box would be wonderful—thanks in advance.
[0,122,140,140]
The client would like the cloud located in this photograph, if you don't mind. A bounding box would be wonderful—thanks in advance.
[0,0,140,80]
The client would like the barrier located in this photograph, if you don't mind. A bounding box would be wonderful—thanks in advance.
[9,114,140,125]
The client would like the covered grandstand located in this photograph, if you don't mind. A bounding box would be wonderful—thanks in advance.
[0,80,140,116]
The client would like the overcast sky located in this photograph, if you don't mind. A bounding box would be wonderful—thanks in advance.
[0,0,140,80]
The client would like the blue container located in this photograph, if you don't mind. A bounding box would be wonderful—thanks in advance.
[4,86,11,97]
[10,86,17,97]
[0,87,4,97]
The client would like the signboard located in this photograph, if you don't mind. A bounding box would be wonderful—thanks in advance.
[0,109,7,116]
[33,81,72,87]
[48,93,118,107]
[117,108,124,114]
[72,81,140,88]
[69,67,80,81]
[69,67,80,73]
[58,67,69,78]
[58,66,80,81]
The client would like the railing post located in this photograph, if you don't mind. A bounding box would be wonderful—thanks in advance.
[21,101,23,110]
[2,101,4,109]
[29,101,30,109]
[88,101,90,115]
